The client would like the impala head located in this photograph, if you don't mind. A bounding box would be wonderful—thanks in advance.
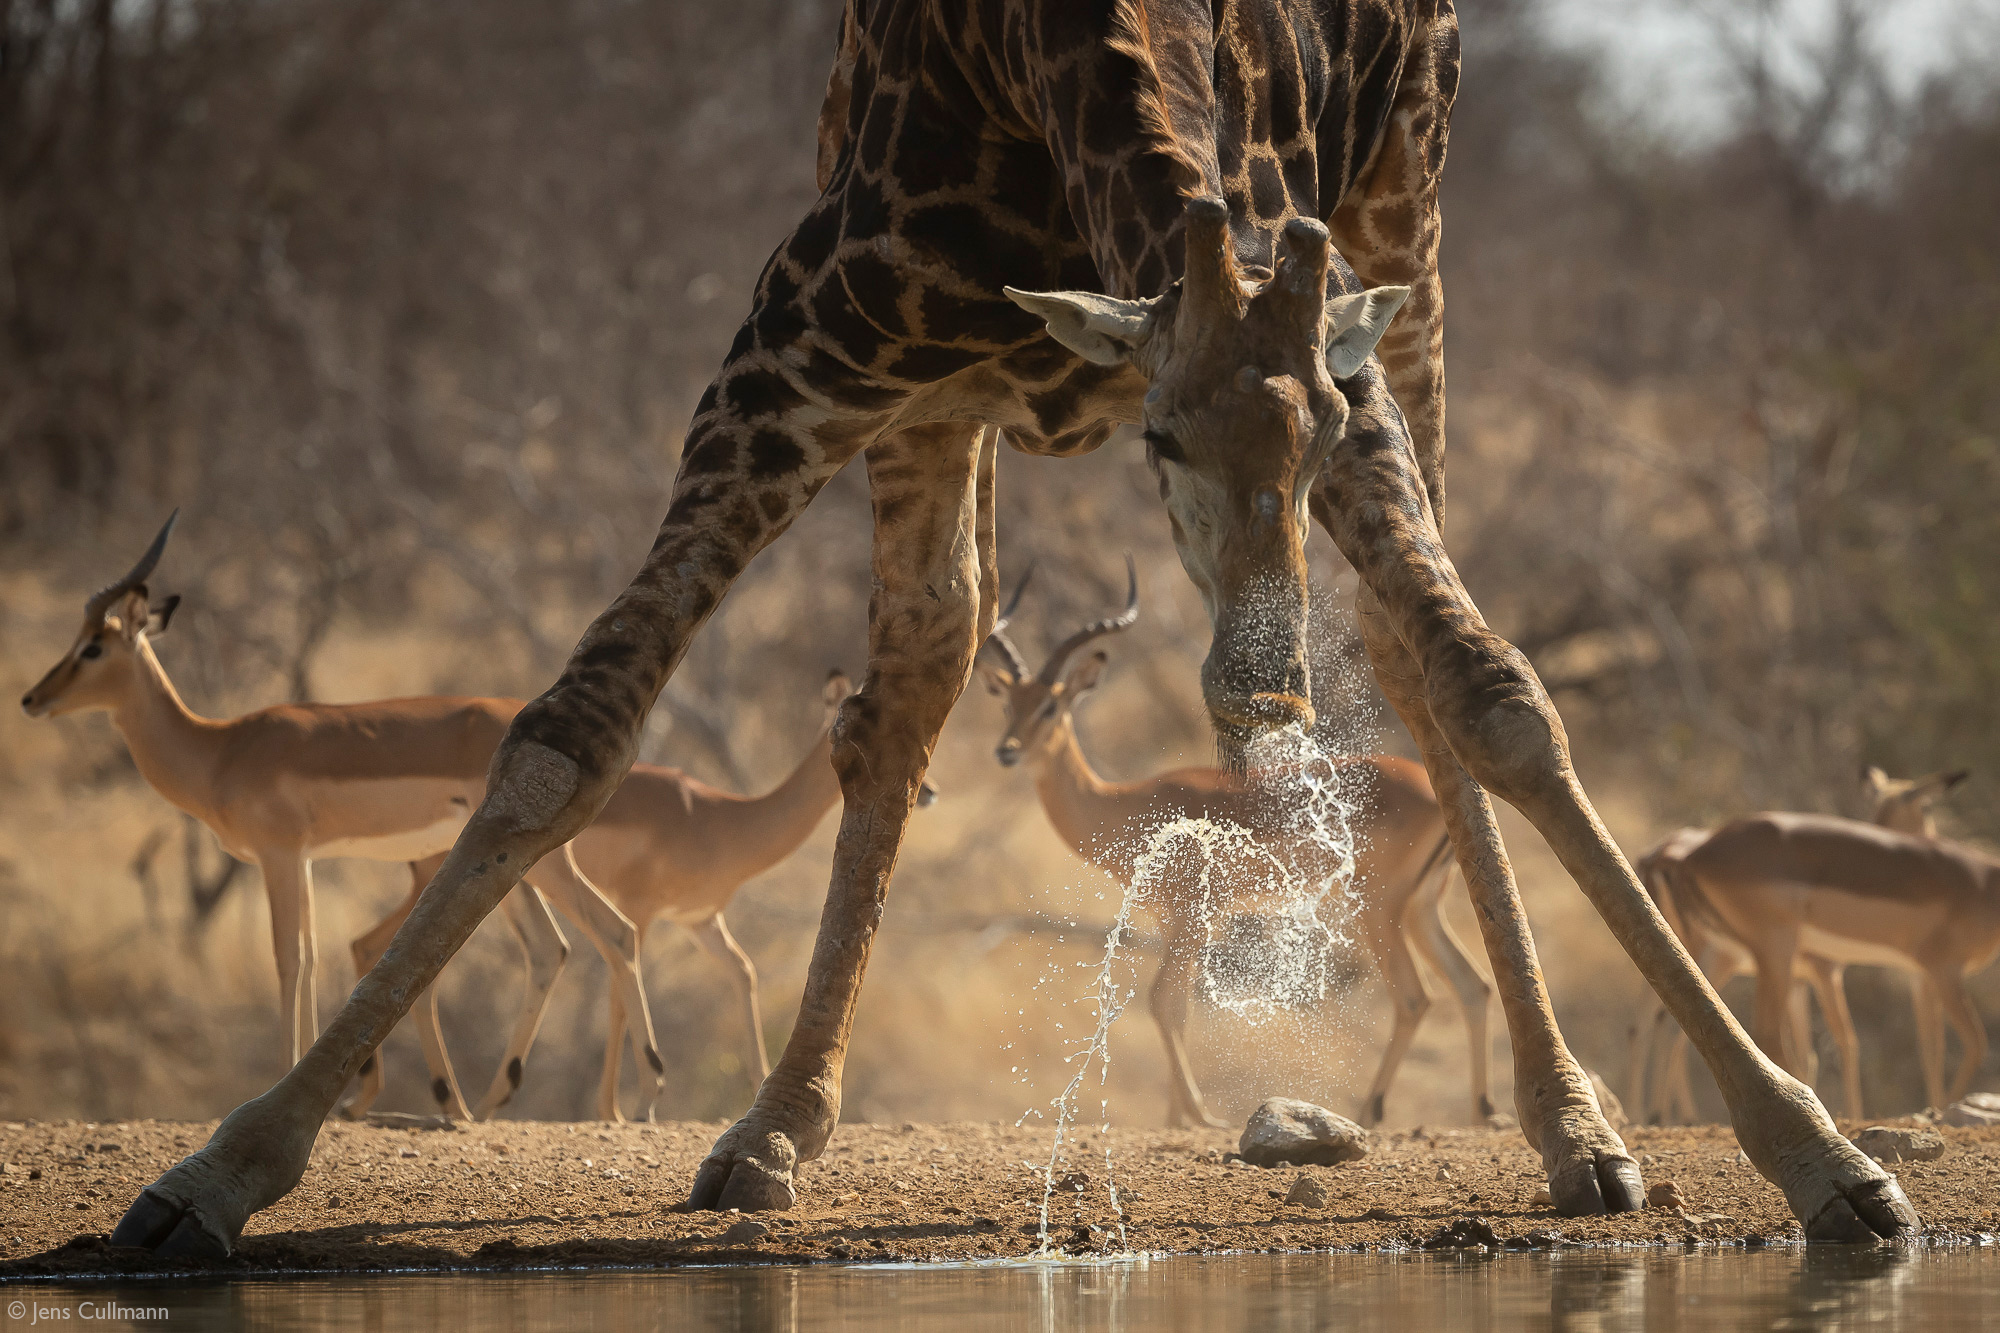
[1862,764,1968,837]
[976,558,1135,769]
[21,513,181,720]
[1007,198,1406,764]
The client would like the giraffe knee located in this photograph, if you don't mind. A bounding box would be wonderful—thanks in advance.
[1425,638,1572,807]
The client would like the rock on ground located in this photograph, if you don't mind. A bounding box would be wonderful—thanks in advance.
[1942,1094,2000,1128]
[1239,1098,1369,1168]
[1852,1125,1947,1163]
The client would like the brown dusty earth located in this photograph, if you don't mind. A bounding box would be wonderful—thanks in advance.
[2,1118,1998,1277]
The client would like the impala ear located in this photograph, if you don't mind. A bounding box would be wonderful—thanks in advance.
[1861,764,1889,792]
[1323,285,1410,380]
[976,662,1016,697]
[146,594,181,637]
[1004,288,1162,366]
[1063,650,1109,695]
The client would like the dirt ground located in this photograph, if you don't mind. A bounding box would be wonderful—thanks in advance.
[2,1118,1996,1277]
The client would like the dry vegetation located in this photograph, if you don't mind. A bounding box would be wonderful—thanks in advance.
[0,0,1996,1141]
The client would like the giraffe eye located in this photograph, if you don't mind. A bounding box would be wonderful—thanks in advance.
[79,642,103,660]
[1144,430,1184,466]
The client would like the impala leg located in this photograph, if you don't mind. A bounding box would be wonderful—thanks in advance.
[1929,967,1986,1106]
[692,914,772,1087]
[600,969,628,1120]
[689,424,987,1212]
[1800,957,1861,1120]
[1150,920,1228,1130]
[470,885,569,1120]
[1913,974,1947,1110]
[340,861,474,1120]
[338,874,418,1121]
[1651,940,1736,1125]
[1356,897,1432,1130]
[255,852,314,1067]
[1405,862,1495,1123]
[1787,974,1820,1088]
[111,408,859,1257]
[1744,926,1804,1079]
[530,847,660,1123]
[1313,407,1914,1240]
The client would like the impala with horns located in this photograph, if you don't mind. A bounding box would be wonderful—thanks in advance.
[21,514,670,1115]
[345,671,935,1123]
[979,560,1493,1129]
[1632,774,1998,1121]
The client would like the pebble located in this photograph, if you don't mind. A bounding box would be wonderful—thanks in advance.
[1851,1126,1947,1164]
[1238,1098,1369,1168]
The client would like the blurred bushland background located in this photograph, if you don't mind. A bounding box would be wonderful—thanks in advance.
[1,0,1996,1130]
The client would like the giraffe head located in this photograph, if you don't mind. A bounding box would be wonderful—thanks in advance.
[1007,198,1405,762]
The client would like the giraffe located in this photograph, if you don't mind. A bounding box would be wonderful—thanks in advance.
[111,0,1915,1256]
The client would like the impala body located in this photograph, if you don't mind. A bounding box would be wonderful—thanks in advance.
[1635,771,1994,1120]
[349,673,867,1122]
[19,517,666,1116]
[979,565,1491,1128]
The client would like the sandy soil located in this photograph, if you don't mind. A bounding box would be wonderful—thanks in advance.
[2,1118,1997,1277]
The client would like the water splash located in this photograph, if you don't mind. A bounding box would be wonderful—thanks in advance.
[1028,723,1371,1253]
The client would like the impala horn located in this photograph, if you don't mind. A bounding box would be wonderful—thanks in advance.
[983,561,1036,679]
[84,510,179,631]
[1037,554,1139,686]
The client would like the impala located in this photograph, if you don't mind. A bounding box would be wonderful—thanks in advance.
[20,516,669,1116]
[1633,770,1991,1120]
[977,562,1491,1129]
[345,672,924,1123]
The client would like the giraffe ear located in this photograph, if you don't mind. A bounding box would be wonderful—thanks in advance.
[1004,288,1162,366]
[1323,285,1410,380]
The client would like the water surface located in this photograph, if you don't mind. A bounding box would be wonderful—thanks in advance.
[7,1247,1995,1331]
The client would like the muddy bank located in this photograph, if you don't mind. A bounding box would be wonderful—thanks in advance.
[3,1119,1996,1277]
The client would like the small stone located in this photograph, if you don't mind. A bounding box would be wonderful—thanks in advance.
[1239,1098,1370,1168]
[1646,1180,1689,1212]
[1284,1175,1331,1209]
[1530,1186,1554,1207]
[719,1219,771,1245]
[1851,1126,1946,1164]
[326,1194,343,1209]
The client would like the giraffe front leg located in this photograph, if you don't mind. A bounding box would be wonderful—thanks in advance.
[1348,586,1641,1213]
[111,414,855,1258]
[689,424,986,1212]
[1313,413,1915,1242]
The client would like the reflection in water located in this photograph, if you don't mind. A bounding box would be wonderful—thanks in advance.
[8,1248,1995,1332]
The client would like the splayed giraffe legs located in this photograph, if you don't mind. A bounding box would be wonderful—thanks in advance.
[1343,585,1641,1212]
[689,423,990,1211]
[1311,403,1915,1240]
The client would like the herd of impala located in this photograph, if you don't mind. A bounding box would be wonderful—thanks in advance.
[18,514,2000,1128]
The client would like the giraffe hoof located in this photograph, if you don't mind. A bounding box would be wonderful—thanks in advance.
[688,1126,801,1212]
[111,1188,231,1260]
[1804,1175,1918,1242]
[1549,1149,1645,1216]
